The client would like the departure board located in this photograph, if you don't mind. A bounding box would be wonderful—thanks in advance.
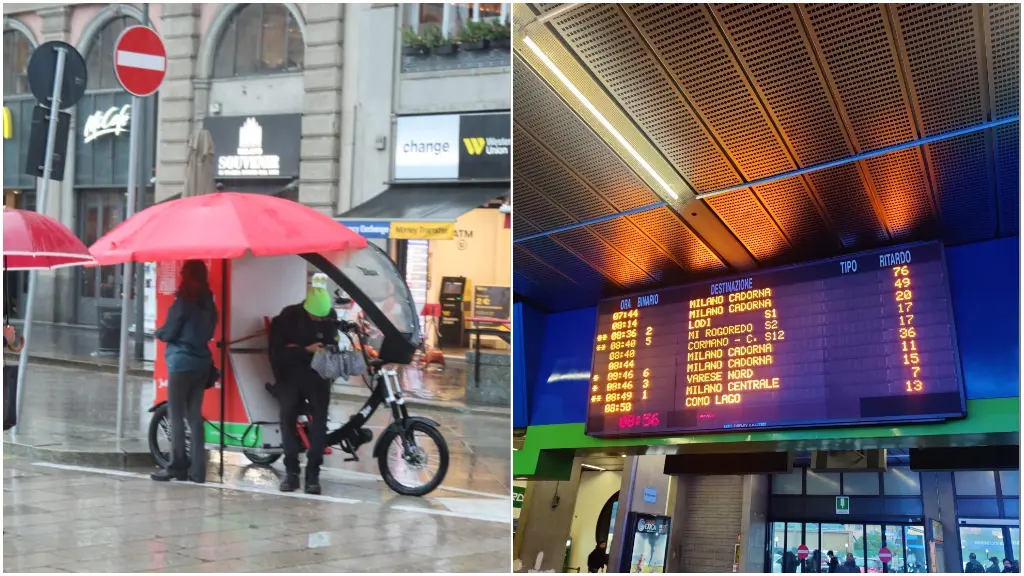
[586,242,966,437]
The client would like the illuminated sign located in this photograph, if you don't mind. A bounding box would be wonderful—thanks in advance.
[586,242,965,437]
[217,117,280,177]
[388,221,455,240]
[2,107,11,139]
[82,104,131,143]
[394,112,511,180]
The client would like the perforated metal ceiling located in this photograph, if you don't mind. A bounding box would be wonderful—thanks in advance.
[513,3,1020,312]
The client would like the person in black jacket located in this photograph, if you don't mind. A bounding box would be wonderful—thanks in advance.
[587,541,608,573]
[826,550,839,573]
[269,274,339,494]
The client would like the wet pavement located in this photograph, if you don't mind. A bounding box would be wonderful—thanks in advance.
[5,363,510,498]
[3,456,510,572]
[5,322,157,373]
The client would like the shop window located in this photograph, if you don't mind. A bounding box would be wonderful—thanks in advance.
[842,472,880,496]
[403,3,510,37]
[806,470,841,495]
[85,16,138,90]
[955,471,998,496]
[3,30,33,95]
[883,466,922,496]
[212,4,304,78]
[772,468,803,495]
[1000,471,1019,496]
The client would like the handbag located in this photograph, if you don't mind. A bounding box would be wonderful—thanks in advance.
[4,364,19,431]
[205,363,221,389]
[310,347,367,381]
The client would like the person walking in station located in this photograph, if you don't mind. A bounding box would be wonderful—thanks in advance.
[151,260,217,483]
[587,541,608,573]
[269,273,338,494]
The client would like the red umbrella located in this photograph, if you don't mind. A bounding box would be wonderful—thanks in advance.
[3,208,96,270]
[89,192,367,265]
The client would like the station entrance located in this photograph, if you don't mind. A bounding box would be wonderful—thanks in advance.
[770,521,927,573]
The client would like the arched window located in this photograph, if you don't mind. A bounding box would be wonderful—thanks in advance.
[213,4,304,78]
[84,16,138,90]
[3,30,34,96]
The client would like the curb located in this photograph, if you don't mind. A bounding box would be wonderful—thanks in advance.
[7,353,510,419]
[5,352,153,378]
[3,440,154,469]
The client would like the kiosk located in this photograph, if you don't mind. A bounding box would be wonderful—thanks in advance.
[438,275,468,348]
[147,244,451,495]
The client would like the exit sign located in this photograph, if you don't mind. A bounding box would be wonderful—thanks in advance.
[836,496,850,515]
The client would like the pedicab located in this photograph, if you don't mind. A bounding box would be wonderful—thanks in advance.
[89,192,450,496]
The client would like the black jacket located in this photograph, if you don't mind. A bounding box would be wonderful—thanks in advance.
[587,547,608,572]
[966,560,987,573]
[269,303,338,383]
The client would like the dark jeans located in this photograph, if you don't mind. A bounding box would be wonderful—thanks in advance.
[167,368,207,481]
[279,370,330,477]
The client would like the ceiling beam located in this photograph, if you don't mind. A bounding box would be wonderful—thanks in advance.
[513,116,1019,241]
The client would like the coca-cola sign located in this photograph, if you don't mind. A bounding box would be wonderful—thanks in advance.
[82,104,130,143]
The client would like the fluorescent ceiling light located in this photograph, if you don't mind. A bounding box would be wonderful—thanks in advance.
[581,463,607,471]
[523,36,678,201]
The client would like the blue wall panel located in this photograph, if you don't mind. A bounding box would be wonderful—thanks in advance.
[514,301,548,428]
[945,237,1020,400]
[521,238,1020,427]
[528,306,597,427]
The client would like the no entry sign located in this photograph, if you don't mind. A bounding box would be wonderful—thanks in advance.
[796,544,809,560]
[878,547,893,564]
[113,26,166,97]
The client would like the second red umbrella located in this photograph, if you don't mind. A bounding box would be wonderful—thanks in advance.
[3,208,95,270]
[89,192,367,265]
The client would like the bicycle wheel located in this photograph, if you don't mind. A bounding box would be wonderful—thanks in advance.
[147,403,192,469]
[243,451,281,466]
[377,419,449,497]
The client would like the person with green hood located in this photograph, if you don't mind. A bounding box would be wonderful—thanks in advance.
[268,273,339,494]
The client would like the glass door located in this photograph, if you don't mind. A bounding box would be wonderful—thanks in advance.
[958,525,1019,573]
[770,522,928,573]
[77,190,126,325]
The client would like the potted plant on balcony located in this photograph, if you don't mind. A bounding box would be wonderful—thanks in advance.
[401,26,429,57]
[424,25,458,56]
[458,20,491,51]
[488,21,511,50]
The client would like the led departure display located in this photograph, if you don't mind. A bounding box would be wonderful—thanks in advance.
[586,242,965,437]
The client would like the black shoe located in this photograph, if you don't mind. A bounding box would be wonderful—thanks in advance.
[151,469,187,482]
[279,473,300,492]
[304,471,321,495]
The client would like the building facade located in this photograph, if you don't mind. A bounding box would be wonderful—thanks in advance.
[3,2,511,330]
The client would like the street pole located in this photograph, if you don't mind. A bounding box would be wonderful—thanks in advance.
[133,4,151,361]
[13,45,68,441]
[114,89,143,452]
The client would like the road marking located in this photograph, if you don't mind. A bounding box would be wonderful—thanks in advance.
[29,462,509,522]
[391,503,510,524]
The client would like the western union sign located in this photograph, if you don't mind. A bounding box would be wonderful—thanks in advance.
[2,107,11,139]
[389,221,455,240]
[463,137,486,155]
